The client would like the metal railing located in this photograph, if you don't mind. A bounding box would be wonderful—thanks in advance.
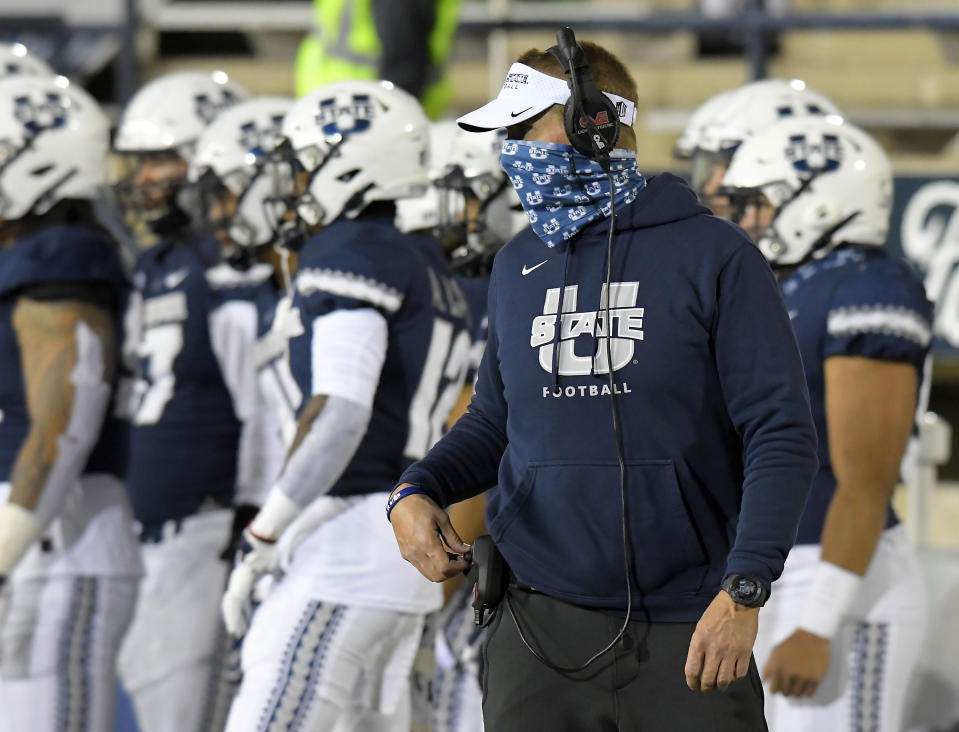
[139,0,959,80]
[6,1,959,103]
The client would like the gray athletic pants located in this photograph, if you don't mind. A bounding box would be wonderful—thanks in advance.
[482,588,768,732]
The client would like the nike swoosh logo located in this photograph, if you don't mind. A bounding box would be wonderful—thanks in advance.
[164,268,189,289]
[522,260,548,276]
[511,106,534,118]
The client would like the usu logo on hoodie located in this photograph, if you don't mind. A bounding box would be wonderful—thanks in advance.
[530,281,644,376]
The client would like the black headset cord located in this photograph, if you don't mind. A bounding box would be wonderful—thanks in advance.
[505,171,634,673]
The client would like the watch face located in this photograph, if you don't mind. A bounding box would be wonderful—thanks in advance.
[724,574,763,606]
[735,577,758,599]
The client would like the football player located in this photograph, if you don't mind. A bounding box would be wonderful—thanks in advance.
[0,75,141,732]
[112,71,284,732]
[221,80,472,731]
[722,116,930,731]
[675,78,840,218]
[398,119,526,732]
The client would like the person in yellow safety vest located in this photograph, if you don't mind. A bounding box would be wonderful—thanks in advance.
[296,0,461,120]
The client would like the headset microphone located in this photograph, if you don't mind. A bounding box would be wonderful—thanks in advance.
[548,27,620,171]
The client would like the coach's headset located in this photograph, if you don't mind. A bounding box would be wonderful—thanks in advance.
[499,27,636,674]
[550,26,621,171]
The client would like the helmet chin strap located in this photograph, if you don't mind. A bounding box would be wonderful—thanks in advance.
[27,167,78,217]
[767,209,863,273]
[759,171,822,269]
[295,136,346,227]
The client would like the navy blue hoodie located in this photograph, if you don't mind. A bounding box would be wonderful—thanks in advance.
[399,174,818,621]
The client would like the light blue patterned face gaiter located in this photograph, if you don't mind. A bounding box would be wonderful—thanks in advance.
[500,140,646,247]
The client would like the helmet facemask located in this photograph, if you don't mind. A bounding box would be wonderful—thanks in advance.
[112,150,196,242]
[690,148,735,219]
[450,175,520,277]
[258,139,312,251]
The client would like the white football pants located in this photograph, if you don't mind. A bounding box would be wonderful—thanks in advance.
[432,586,484,732]
[0,575,138,732]
[225,576,424,732]
[117,508,232,732]
[752,525,927,732]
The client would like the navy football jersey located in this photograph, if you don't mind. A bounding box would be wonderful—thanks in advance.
[253,285,298,447]
[0,225,128,482]
[125,239,274,524]
[781,245,933,545]
[283,215,473,496]
[458,274,490,384]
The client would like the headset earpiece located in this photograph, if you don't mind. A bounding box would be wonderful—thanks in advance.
[548,27,620,167]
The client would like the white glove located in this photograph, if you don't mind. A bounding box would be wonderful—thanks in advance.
[221,528,278,637]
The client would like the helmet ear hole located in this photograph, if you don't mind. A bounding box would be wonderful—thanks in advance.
[801,198,842,234]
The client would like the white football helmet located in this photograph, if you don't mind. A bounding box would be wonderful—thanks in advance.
[0,43,54,79]
[722,116,893,267]
[397,120,525,272]
[0,76,108,221]
[190,96,293,253]
[673,89,736,160]
[114,71,248,237]
[281,79,429,228]
[683,79,841,208]
[695,79,840,156]
[115,70,249,156]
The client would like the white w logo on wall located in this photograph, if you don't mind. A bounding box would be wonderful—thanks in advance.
[530,282,644,375]
[900,180,959,346]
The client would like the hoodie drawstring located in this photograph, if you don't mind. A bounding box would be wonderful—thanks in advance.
[552,240,574,389]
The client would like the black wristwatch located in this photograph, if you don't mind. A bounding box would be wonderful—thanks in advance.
[721,573,767,608]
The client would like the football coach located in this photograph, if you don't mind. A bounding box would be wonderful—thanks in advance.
[388,32,818,731]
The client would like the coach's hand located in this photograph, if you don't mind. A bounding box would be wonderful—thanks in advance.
[685,590,759,692]
[389,486,470,582]
[221,528,278,637]
[762,629,831,697]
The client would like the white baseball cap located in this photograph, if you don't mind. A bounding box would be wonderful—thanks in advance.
[457,63,637,133]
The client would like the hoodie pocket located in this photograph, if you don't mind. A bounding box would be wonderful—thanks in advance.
[491,459,708,598]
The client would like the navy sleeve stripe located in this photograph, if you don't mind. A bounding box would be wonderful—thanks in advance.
[826,305,932,347]
[296,267,405,313]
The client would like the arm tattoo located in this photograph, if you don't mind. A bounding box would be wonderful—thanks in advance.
[9,297,116,510]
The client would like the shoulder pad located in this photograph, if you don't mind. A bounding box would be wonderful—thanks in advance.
[0,225,127,298]
[295,220,415,315]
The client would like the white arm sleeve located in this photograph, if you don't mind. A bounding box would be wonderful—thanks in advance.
[249,308,388,538]
[310,308,389,407]
[32,322,112,524]
[0,322,112,573]
[209,300,286,506]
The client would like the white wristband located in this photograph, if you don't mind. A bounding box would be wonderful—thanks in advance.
[249,489,303,541]
[0,503,43,575]
[797,560,863,640]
